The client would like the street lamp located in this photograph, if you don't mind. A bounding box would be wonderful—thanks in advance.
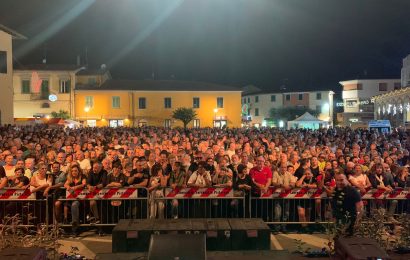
[84,106,90,126]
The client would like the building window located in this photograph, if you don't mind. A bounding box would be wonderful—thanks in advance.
[247,97,250,103]
[217,97,224,108]
[286,94,290,101]
[316,93,322,100]
[85,96,94,108]
[379,83,387,91]
[0,51,6,74]
[316,105,321,113]
[164,119,172,128]
[164,97,172,108]
[88,78,96,85]
[21,80,30,94]
[86,120,96,127]
[255,108,259,116]
[357,83,363,90]
[59,79,70,93]
[193,119,200,128]
[394,82,401,90]
[41,80,49,99]
[271,95,276,102]
[298,94,303,100]
[109,120,124,128]
[139,97,146,109]
[193,97,200,108]
[255,96,259,103]
[112,96,120,108]
[243,98,246,104]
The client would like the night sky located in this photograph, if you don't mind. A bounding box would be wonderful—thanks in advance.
[1,0,410,92]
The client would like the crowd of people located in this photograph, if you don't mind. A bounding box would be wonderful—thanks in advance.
[0,124,409,236]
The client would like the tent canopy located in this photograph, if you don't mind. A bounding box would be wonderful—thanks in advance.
[287,112,328,130]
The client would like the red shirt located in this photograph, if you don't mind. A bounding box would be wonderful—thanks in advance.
[250,166,272,186]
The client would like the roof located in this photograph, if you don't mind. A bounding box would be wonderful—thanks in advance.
[14,64,85,71]
[76,68,108,76]
[76,79,242,92]
[289,112,324,122]
[242,89,334,96]
[0,24,26,39]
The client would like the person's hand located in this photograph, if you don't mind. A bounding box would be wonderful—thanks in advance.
[43,188,49,197]
[88,186,95,192]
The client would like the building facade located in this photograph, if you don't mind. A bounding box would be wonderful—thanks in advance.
[373,87,410,127]
[401,54,410,88]
[339,79,401,126]
[241,90,334,127]
[75,80,242,128]
[13,66,110,119]
[0,24,25,124]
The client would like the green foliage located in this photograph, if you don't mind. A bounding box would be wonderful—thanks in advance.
[269,107,319,121]
[172,107,197,129]
[50,110,70,119]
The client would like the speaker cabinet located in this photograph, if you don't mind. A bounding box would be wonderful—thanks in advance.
[148,234,206,260]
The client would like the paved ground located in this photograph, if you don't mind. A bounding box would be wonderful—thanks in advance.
[57,230,333,259]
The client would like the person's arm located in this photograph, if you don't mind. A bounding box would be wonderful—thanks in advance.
[147,177,160,191]
[354,200,364,228]
[187,172,198,187]
[204,172,212,187]
[0,177,7,189]
[296,175,306,188]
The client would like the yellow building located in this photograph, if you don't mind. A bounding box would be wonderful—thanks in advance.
[75,79,242,128]
[13,66,110,119]
[0,24,25,124]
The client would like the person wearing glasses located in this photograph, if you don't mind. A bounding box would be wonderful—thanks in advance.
[30,162,53,194]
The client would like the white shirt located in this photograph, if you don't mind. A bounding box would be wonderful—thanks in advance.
[188,170,211,187]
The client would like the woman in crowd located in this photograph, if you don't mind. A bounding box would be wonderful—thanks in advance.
[148,164,167,219]
[64,164,86,236]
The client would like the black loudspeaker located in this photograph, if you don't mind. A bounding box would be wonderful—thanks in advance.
[190,218,231,251]
[148,234,206,260]
[112,219,153,252]
[335,237,390,260]
[229,218,270,250]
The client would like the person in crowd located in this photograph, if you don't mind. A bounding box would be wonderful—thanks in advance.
[271,163,297,233]
[348,164,371,194]
[331,173,364,236]
[86,161,108,224]
[169,161,187,219]
[30,162,53,194]
[296,167,318,231]
[148,164,167,219]
[64,164,87,236]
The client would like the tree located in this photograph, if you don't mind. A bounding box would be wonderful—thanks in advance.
[269,107,319,122]
[51,109,70,119]
[172,107,197,129]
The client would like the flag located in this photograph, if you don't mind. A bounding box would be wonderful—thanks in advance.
[31,71,42,93]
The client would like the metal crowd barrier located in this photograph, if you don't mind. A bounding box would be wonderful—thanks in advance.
[152,187,246,219]
[56,187,149,227]
[251,187,410,224]
[0,188,49,227]
[1,187,408,229]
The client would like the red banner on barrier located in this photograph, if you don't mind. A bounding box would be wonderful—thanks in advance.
[165,187,234,198]
[0,188,36,200]
[260,187,327,199]
[65,187,139,200]
[259,187,410,200]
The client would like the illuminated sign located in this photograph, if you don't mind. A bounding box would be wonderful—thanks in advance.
[48,94,57,102]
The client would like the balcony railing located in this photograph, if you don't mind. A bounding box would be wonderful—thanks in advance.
[30,93,49,100]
